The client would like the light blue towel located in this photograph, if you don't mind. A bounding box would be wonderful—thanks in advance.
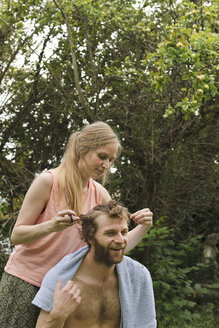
[32,246,157,328]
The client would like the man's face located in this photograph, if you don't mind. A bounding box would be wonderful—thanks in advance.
[91,214,128,267]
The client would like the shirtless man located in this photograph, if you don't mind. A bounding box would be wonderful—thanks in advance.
[33,201,156,328]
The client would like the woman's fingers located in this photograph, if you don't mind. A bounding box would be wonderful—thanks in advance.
[130,208,153,226]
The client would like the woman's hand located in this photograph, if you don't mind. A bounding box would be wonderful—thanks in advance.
[49,210,80,232]
[130,208,153,228]
[125,208,153,253]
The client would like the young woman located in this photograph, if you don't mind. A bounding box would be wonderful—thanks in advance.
[0,121,153,328]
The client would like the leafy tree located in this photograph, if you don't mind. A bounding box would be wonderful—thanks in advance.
[0,0,218,323]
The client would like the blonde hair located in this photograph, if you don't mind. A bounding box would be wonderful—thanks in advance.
[57,121,121,214]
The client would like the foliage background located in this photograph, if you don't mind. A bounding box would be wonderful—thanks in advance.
[0,0,218,326]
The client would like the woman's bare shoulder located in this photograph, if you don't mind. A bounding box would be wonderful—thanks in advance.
[101,187,111,203]
[29,171,53,195]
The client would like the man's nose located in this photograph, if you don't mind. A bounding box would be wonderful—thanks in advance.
[114,233,125,243]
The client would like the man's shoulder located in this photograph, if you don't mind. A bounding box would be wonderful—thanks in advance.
[121,255,151,277]
[42,246,89,285]
[122,254,146,267]
[117,256,153,298]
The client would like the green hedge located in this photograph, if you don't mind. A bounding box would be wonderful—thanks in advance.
[129,219,218,326]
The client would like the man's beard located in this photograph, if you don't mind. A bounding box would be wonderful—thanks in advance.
[93,238,125,267]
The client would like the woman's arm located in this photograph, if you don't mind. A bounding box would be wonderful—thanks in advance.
[11,173,80,245]
[125,208,153,253]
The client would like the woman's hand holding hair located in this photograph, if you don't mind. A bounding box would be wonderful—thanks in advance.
[125,208,153,253]
[11,209,80,245]
[130,208,153,229]
[49,210,80,232]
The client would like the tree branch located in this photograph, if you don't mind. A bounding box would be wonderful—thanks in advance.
[52,0,94,121]
[0,32,52,153]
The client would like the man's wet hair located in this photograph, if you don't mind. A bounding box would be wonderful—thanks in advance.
[79,200,130,246]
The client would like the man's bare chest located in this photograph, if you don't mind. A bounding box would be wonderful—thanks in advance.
[65,278,121,327]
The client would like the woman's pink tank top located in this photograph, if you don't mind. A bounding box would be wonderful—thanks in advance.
[5,170,105,286]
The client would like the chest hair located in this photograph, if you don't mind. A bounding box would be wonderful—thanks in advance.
[72,276,121,323]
